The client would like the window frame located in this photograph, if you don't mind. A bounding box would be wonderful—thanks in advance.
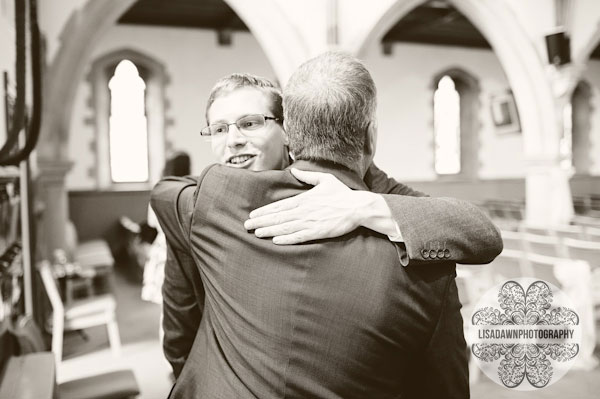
[88,49,169,191]
[430,67,481,181]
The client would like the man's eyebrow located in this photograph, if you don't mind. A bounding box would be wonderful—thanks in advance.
[212,114,255,124]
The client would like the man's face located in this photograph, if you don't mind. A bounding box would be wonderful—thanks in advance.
[208,88,288,171]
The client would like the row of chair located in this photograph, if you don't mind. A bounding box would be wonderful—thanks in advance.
[516,222,600,240]
[478,196,600,224]
[457,227,600,383]
[501,228,600,262]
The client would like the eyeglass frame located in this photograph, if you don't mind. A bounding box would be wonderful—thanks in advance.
[200,114,282,138]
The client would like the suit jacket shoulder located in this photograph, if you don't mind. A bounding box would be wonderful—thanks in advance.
[364,163,426,196]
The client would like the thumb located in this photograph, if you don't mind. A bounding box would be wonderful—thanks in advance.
[290,168,329,186]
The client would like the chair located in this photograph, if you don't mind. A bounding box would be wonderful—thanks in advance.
[519,223,549,236]
[66,220,114,278]
[563,238,600,316]
[0,316,139,399]
[520,252,563,287]
[500,230,523,251]
[38,261,121,365]
[563,238,600,267]
[521,232,564,258]
[62,221,115,301]
[573,215,600,228]
[493,249,529,280]
[507,202,525,221]
[585,226,600,242]
[551,224,585,240]
[456,266,492,385]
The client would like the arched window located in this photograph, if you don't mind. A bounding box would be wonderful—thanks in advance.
[108,60,149,182]
[431,68,481,179]
[570,80,593,175]
[433,76,461,175]
[89,49,168,189]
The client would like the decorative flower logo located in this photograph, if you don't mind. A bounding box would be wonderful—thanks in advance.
[471,280,579,388]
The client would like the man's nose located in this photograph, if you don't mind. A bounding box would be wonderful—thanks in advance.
[226,124,247,147]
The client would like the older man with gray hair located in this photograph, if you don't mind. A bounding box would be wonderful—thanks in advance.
[153,52,477,398]
[285,51,378,175]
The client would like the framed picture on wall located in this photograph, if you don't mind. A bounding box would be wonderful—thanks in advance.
[490,91,521,134]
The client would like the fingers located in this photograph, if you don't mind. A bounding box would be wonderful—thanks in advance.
[248,197,298,219]
[272,230,315,245]
[245,209,299,230]
[254,221,304,238]
[290,168,331,186]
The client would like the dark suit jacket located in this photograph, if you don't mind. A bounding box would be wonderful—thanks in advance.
[151,161,502,398]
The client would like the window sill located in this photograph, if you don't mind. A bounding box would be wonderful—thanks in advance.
[434,173,477,183]
[109,182,154,192]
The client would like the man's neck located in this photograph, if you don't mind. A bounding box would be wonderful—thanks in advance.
[288,159,368,191]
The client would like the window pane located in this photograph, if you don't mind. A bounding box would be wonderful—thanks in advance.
[433,75,461,175]
[108,60,149,183]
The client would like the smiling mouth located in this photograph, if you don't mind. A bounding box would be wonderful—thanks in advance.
[227,154,257,166]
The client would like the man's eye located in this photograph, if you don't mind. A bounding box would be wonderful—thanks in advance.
[214,126,226,134]
[243,121,259,128]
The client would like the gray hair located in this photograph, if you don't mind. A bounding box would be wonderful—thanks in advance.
[205,73,283,124]
[283,51,377,171]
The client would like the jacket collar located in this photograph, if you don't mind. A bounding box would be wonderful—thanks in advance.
[287,159,368,191]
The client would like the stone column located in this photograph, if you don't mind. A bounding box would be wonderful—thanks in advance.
[35,159,73,260]
[525,157,574,226]
[524,65,581,226]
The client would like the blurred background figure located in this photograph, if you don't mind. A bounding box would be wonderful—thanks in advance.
[142,151,191,306]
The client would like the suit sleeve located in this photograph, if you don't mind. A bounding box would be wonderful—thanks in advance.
[150,176,203,378]
[364,163,502,265]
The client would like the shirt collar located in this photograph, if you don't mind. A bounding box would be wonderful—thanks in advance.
[286,159,368,191]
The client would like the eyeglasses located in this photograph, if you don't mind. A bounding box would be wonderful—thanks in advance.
[200,114,281,137]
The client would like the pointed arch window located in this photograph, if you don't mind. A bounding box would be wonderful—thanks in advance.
[89,49,168,189]
[108,60,149,183]
[431,68,481,179]
[433,75,461,175]
[570,80,593,175]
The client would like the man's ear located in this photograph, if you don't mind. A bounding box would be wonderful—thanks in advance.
[363,121,376,159]
[282,121,290,145]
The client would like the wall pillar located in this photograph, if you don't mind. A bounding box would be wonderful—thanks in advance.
[525,158,573,225]
[36,159,73,259]
[524,65,581,226]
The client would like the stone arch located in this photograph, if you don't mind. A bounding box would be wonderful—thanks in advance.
[40,0,308,163]
[39,0,138,161]
[431,67,482,179]
[574,24,600,66]
[351,0,558,159]
[37,0,309,255]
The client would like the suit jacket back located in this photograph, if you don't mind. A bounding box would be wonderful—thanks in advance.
[165,163,466,399]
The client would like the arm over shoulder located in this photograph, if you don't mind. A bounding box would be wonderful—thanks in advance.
[364,163,502,265]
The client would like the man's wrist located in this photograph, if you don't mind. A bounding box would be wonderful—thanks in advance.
[354,192,398,237]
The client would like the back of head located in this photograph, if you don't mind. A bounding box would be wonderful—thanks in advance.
[164,151,191,177]
[205,73,283,124]
[283,52,377,171]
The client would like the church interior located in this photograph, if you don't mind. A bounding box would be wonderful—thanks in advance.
[1,0,600,397]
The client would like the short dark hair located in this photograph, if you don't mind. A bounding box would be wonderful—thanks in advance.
[163,151,191,177]
[205,73,283,124]
[283,52,376,171]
